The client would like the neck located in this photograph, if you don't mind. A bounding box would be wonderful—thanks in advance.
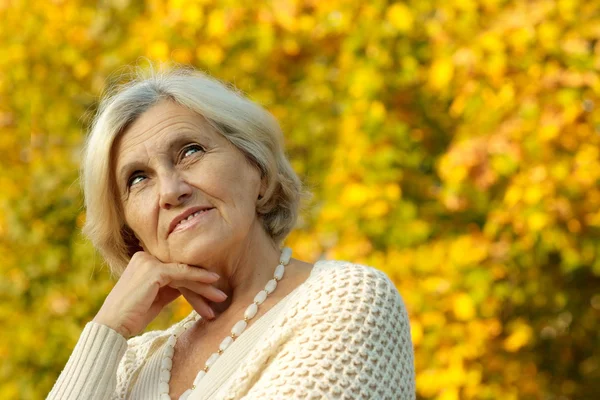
[204,224,284,317]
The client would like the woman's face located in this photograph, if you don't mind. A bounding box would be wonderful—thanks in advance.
[113,100,265,265]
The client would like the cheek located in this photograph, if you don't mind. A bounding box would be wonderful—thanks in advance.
[223,165,260,202]
[233,177,262,218]
[123,193,154,240]
[200,169,257,219]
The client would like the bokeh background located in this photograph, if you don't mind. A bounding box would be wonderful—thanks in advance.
[1,0,599,399]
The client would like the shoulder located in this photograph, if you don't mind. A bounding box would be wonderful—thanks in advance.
[306,260,408,311]
[309,259,397,286]
[261,260,416,398]
[296,259,411,329]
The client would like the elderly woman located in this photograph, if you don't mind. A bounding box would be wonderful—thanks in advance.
[47,67,415,400]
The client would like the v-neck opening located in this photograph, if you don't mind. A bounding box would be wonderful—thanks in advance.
[170,260,324,400]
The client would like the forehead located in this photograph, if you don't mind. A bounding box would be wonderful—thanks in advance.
[113,100,217,165]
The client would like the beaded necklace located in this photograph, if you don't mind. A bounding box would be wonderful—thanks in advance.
[159,247,292,400]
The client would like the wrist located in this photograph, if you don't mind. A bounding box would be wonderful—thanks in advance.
[92,316,131,339]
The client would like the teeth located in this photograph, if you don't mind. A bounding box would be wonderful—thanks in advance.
[177,210,206,226]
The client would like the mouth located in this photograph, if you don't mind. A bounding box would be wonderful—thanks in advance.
[168,207,215,236]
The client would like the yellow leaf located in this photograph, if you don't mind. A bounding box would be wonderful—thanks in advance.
[340,115,360,137]
[504,321,533,352]
[340,183,370,207]
[207,10,227,37]
[384,183,401,201]
[453,293,476,321]
[523,185,543,205]
[172,48,192,64]
[527,212,549,231]
[439,388,460,400]
[350,67,383,98]
[73,60,90,79]
[429,58,454,90]
[538,22,560,51]
[504,185,521,206]
[196,44,224,66]
[410,320,423,346]
[539,123,560,141]
[369,101,387,121]
[282,38,300,56]
[149,41,169,60]
[364,200,390,218]
[386,3,414,33]
[182,4,203,25]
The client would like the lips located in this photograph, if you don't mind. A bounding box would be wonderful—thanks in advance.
[168,206,214,236]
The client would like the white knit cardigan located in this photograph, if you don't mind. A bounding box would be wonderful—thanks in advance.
[47,260,415,399]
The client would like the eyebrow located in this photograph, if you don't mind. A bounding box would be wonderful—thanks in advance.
[116,130,211,188]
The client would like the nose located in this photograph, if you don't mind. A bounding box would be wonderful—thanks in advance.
[158,170,192,209]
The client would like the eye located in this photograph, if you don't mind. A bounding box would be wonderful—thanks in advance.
[181,144,204,159]
[127,172,146,188]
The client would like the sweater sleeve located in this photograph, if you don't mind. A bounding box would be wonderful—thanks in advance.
[241,264,416,399]
[46,321,128,400]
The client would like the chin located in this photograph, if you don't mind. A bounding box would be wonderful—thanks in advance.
[164,225,248,265]
[168,241,225,266]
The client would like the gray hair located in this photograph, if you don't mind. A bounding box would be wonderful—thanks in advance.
[81,66,307,276]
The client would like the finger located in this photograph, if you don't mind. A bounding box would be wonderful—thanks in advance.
[169,280,228,302]
[157,263,220,287]
[179,288,215,320]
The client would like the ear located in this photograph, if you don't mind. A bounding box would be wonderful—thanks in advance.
[258,177,267,200]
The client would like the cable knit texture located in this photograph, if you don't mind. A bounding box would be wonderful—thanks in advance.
[47,260,415,399]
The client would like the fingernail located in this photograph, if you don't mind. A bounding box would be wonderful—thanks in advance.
[210,272,220,279]
[217,290,228,299]
[208,308,215,319]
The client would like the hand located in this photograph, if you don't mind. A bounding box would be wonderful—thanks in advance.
[92,251,227,339]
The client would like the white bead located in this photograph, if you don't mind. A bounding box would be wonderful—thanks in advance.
[159,381,169,393]
[231,320,248,336]
[166,335,177,347]
[193,370,207,385]
[265,279,277,294]
[205,352,220,367]
[219,336,234,351]
[244,303,258,319]
[179,390,192,400]
[175,323,186,333]
[280,247,292,265]
[183,321,195,330]
[274,264,285,280]
[160,369,170,382]
[254,290,268,305]
[160,394,171,400]
[164,346,174,358]
[161,357,172,370]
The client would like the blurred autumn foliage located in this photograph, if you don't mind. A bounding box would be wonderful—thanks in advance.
[1,0,599,399]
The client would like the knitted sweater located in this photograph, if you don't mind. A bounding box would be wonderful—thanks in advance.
[47,260,415,399]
